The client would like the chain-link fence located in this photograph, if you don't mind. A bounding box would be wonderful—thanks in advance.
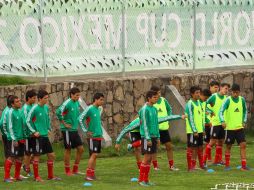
[0,0,253,81]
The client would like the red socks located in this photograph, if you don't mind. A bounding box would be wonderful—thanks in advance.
[191,160,196,169]
[132,140,141,148]
[86,168,95,177]
[47,160,54,179]
[33,160,39,179]
[137,161,142,169]
[197,149,204,168]
[168,160,174,168]
[72,162,79,173]
[203,144,212,163]
[214,145,222,164]
[4,159,12,179]
[14,160,22,179]
[242,159,247,168]
[152,160,158,169]
[138,163,150,182]
[65,164,71,174]
[186,148,193,171]
[225,153,230,167]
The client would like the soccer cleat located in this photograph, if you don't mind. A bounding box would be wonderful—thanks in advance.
[48,176,62,181]
[85,176,95,181]
[169,166,179,171]
[65,171,73,176]
[154,167,160,171]
[26,172,33,177]
[240,166,251,171]
[14,177,23,181]
[4,178,13,183]
[35,177,44,182]
[146,181,155,186]
[127,144,133,151]
[20,174,29,179]
[139,181,151,187]
[73,171,85,175]
[224,166,231,171]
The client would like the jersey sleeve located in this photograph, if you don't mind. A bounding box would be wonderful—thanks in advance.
[56,100,69,121]
[8,110,16,141]
[26,106,37,134]
[142,108,151,140]
[242,97,247,123]
[186,102,197,133]
[219,98,230,123]
[164,99,173,115]
[78,106,90,133]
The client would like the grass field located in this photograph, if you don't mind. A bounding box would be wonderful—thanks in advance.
[0,138,254,190]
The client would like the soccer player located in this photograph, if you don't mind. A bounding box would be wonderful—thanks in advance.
[115,115,184,170]
[26,89,61,182]
[56,87,84,176]
[79,92,104,181]
[21,89,37,177]
[200,89,212,163]
[219,83,249,171]
[205,80,220,162]
[0,95,14,161]
[4,96,24,182]
[138,90,160,186]
[203,83,230,165]
[185,86,205,171]
[150,86,181,171]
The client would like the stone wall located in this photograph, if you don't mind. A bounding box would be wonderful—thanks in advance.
[0,70,253,142]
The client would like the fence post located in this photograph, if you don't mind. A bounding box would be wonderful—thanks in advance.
[192,1,197,79]
[121,0,126,77]
[39,0,47,83]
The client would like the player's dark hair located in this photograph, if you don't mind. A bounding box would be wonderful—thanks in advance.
[231,83,240,91]
[93,93,104,102]
[201,89,212,97]
[9,95,18,105]
[7,95,14,107]
[70,87,80,96]
[150,86,160,93]
[146,90,157,101]
[209,80,220,87]
[26,89,37,101]
[190,86,201,95]
[220,83,230,88]
[37,89,49,99]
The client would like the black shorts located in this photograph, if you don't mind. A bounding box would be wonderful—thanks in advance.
[30,137,53,155]
[87,139,101,155]
[62,131,83,149]
[6,140,25,158]
[25,138,33,155]
[2,135,8,158]
[141,138,157,155]
[204,126,211,143]
[225,129,246,145]
[129,132,141,143]
[187,133,203,147]
[159,130,171,144]
[210,125,225,140]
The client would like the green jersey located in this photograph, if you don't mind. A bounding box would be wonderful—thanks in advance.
[26,104,51,137]
[6,108,24,141]
[116,115,182,144]
[79,105,102,138]
[56,98,80,131]
[219,96,247,130]
[153,97,173,130]
[138,103,160,140]
[207,93,227,126]
[21,103,33,138]
[185,99,203,134]
[0,107,10,137]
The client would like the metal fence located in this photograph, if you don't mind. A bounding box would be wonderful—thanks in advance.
[0,0,253,81]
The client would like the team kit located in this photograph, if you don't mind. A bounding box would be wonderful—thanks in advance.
[0,81,249,186]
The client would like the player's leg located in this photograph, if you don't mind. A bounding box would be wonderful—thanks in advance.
[71,131,84,174]
[134,146,142,169]
[64,148,72,175]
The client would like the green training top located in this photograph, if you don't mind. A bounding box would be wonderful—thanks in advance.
[0,106,10,137]
[206,93,227,126]
[56,98,80,131]
[138,103,160,140]
[6,108,24,141]
[185,99,203,134]
[219,96,247,130]
[79,105,102,138]
[21,103,33,138]
[153,97,172,130]
[26,104,52,137]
